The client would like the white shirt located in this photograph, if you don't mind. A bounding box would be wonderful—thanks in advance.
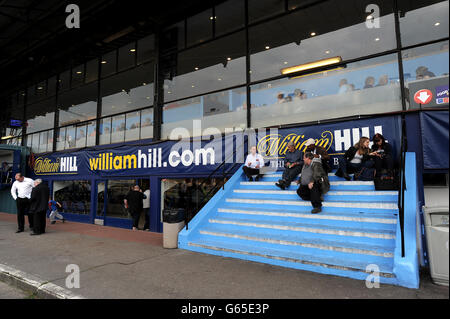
[143,189,150,209]
[245,153,265,169]
[11,177,35,200]
[350,152,363,164]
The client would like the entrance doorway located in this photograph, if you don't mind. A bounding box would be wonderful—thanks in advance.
[95,178,150,229]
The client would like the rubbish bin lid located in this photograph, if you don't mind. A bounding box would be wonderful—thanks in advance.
[423,206,449,214]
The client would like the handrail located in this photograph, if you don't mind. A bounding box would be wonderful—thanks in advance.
[398,115,407,257]
[185,132,247,230]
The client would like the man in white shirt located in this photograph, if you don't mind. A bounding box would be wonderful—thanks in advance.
[10,173,35,233]
[243,146,265,181]
[142,188,150,231]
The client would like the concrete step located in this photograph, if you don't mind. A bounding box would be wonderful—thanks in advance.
[217,206,398,224]
[184,237,397,282]
[197,223,395,257]
[226,197,398,210]
[239,181,376,191]
[208,216,396,240]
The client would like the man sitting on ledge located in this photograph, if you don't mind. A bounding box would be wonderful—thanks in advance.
[276,141,303,190]
[296,152,330,214]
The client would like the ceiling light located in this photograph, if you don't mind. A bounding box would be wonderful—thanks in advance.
[375,37,380,41]
[37,87,43,90]
[227,57,231,61]
[310,32,316,36]
[265,46,270,50]
[195,67,199,70]
[325,50,330,54]
[284,61,288,65]
[76,71,82,74]
[101,61,107,64]
[366,15,373,20]
[130,49,136,52]
[191,85,195,88]
[434,22,440,26]
[168,91,171,94]
[218,78,222,81]
[280,56,342,75]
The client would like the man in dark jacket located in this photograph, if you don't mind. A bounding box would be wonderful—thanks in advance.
[296,152,330,214]
[304,138,331,173]
[29,179,50,235]
[124,185,147,230]
[276,141,303,190]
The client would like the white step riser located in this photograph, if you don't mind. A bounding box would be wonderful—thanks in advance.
[234,189,398,196]
[226,198,397,210]
[188,243,395,278]
[217,208,397,225]
[200,231,394,258]
[209,219,395,240]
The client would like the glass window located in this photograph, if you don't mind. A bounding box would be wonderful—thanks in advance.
[125,111,141,141]
[402,41,449,109]
[137,34,155,65]
[250,53,401,128]
[101,63,154,117]
[111,114,125,143]
[161,178,226,223]
[38,130,52,153]
[215,0,245,36]
[25,98,55,133]
[248,0,285,23]
[65,126,76,149]
[26,134,32,149]
[249,0,396,81]
[75,124,87,148]
[163,31,246,102]
[106,180,135,219]
[99,117,111,145]
[119,42,137,71]
[86,58,99,83]
[96,181,105,217]
[53,180,91,215]
[163,21,185,52]
[101,51,117,78]
[187,9,213,47]
[58,82,98,126]
[162,87,247,139]
[56,127,66,151]
[140,108,153,139]
[86,121,96,147]
[399,0,449,47]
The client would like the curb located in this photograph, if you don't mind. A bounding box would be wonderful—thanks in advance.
[0,263,85,299]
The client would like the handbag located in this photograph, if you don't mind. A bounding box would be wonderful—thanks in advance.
[374,169,400,190]
[353,167,376,181]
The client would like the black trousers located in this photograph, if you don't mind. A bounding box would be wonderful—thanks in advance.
[143,208,150,230]
[130,210,141,228]
[16,198,33,231]
[281,165,303,187]
[373,155,394,176]
[297,182,322,208]
[32,210,47,234]
[242,166,261,179]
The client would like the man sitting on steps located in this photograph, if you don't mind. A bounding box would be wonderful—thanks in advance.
[296,152,330,214]
[275,141,303,190]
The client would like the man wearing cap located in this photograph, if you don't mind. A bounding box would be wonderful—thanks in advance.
[304,138,331,173]
[275,141,303,190]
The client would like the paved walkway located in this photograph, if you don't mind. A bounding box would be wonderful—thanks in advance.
[0,212,448,299]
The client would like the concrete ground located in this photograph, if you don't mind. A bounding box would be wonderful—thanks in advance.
[0,212,448,299]
[0,280,31,299]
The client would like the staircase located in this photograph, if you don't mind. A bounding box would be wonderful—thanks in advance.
[179,156,420,288]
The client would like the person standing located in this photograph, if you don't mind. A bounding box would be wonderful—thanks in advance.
[242,146,265,181]
[142,188,150,231]
[124,185,147,231]
[48,197,65,224]
[276,141,303,190]
[29,179,50,235]
[296,152,330,214]
[10,173,35,233]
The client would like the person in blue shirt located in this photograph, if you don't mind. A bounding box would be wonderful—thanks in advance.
[48,197,65,224]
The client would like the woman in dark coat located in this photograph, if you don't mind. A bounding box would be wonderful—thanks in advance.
[335,137,375,180]
[370,133,394,177]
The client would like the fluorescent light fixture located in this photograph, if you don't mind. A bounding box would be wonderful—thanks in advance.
[130,48,136,52]
[280,56,342,75]
[1,135,14,140]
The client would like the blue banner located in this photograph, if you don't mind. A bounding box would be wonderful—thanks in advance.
[420,111,449,169]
